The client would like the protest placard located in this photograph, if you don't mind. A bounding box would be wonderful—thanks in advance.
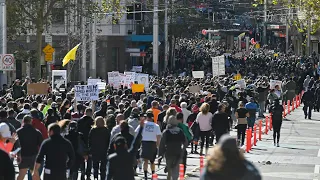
[236,79,246,89]
[270,80,282,89]
[192,71,204,78]
[87,78,101,85]
[27,83,49,95]
[132,84,145,93]
[75,85,99,101]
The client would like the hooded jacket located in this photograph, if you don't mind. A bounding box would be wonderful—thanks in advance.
[159,125,187,158]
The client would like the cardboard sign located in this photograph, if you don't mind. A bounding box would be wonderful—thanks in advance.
[75,85,99,101]
[189,85,201,93]
[192,71,204,78]
[124,72,136,88]
[135,73,149,91]
[132,84,145,93]
[97,82,106,90]
[27,83,49,95]
[107,71,120,89]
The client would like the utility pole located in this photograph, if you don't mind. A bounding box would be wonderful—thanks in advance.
[80,0,87,82]
[286,1,290,54]
[90,0,97,78]
[152,0,159,75]
[164,0,168,72]
[263,0,267,45]
[0,0,7,86]
[307,18,311,56]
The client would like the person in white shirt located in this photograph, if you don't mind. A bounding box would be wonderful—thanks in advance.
[196,103,213,155]
[180,102,191,125]
[135,110,161,180]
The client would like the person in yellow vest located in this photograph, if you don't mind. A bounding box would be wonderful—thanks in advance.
[42,98,53,116]
[149,101,161,123]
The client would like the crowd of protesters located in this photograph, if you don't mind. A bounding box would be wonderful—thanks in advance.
[1,39,320,180]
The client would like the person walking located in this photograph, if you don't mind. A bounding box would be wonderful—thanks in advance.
[16,115,43,180]
[235,101,249,146]
[302,88,315,119]
[177,113,192,175]
[77,108,94,179]
[188,105,200,154]
[200,135,261,180]
[32,123,75,180]
[65,121,88,180]
[245,98,259,129]
[196,103,213,155]
[211,104,230,143]
[88,117,110,180]
[0,147,15,180]
[159,115,188,180]
[106,119,144,180]
[269,99,284,147]
[135,110,161,180]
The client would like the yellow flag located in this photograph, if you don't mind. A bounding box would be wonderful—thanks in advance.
[62,43,81,67]
[238,32,245,38]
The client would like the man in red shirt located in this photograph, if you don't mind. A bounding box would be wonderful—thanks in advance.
[170,99,182,113]
[30,109,48,139]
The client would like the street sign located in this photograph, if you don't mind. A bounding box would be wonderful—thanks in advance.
[151,42,161,46]
[43,44,55,53]
[1,54,15,71]
[45,34,52,44]
[45,53,53,62]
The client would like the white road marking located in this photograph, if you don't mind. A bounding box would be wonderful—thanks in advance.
[314,165,320,174]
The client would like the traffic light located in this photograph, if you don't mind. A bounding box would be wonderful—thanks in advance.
[134,3,142,21]
[127,5,134,20]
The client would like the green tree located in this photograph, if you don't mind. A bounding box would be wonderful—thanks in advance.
[7,0,100,79]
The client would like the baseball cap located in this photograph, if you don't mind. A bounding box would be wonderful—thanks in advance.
[0,123,11,138]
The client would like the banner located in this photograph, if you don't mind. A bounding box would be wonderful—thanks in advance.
[211,55,225,77]
[52,70,67,92]
[27,83,49,95]
[135,73,149,91]
[75,85,99,101]
[124,72,136,88]
[192,71,204,78]
[270,80,282,90]
[87,78,101,85]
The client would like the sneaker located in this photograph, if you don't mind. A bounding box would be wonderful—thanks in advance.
[277,143,280,147]
[194,151,199,154]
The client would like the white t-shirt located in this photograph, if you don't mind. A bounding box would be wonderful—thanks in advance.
[135,121,161,142]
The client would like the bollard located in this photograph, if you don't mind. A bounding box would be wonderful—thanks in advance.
[287,100,291,114]
[246,129,250,153]
[152,174,158,180]
[254,124,257,146]
[296,95,298,108]
[200,156,204,173]
[265,116,268,135]
[249,128,252,150]
[283,102,286,117]
[292,98,295,111]
[179,164,184,180]
[259,120,262,141]
[298,94,301,106]
[269,113,272,130]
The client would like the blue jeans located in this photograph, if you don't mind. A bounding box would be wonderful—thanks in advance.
[247,117,256,129]
[28,163,44,180]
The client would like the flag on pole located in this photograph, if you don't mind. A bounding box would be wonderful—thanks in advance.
[62,43,81,67]
[238,32,245,39]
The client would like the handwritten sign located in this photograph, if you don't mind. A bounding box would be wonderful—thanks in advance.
[75,85,99,101]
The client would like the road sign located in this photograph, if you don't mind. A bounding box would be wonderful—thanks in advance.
[43,44,55,53]
[1,54,15,71]
[45,34,52,44]
[151,42,161,46]
[45,53,53,62]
